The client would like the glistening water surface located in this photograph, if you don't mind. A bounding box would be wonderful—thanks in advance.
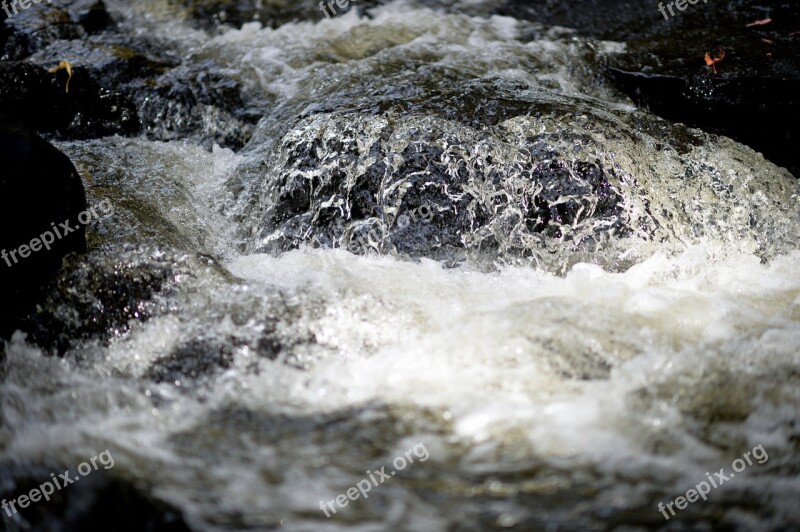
[2,1,799,530]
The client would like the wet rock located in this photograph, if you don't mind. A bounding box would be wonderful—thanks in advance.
[26,38,179,95]
[175,0,383,30]
[0,119,87,338]
[17,242,294,361]
[0,61,139,138]
[495,0,800,176]
[137,64,259,150]
[494,0,662,42]
[0,0,114,61]
[2,0,255,148]
[608,0,800,177]
[1,2,146,139]
[20,247,179,354]
[238,86,800,272]
[27,40,257,148]
[147,338,235,384]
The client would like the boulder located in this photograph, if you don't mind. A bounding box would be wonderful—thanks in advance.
[1,0,257,148]
[0,119,87,337]
[0,0,113,61]
[0,61,139,138]
[236,85,800,272]
[494,0,800,177]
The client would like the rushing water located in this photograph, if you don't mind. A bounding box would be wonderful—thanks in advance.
[2,1,800,530]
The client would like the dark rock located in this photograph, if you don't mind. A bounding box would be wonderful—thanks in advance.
[236,85,800,273]
[0,0,114,61]
[26,39,257,148]
[494,0,663,42]
[0,119,87,338]
[608,0,800,177]
[147,338,235,384]
[495,0,800,177]
[0,462,191,531]
[611,67,800,177]
[0,61,139,138]
[136,64,259,150]
[0,2,144,139]
[2,0,256,149]
[174,0,383,30]
[21,247,178,354]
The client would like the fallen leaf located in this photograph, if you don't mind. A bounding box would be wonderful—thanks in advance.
[704,50,725,73]
[746,18,772,27]
[48,60,73,93]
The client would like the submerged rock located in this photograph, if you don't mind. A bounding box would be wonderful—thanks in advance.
[21,247,182,354]
[238,87,800,272]
[0,120,87,338]
[147,338,235,384]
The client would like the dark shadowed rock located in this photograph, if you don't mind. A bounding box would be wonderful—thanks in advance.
[1,0,256,148]
[0,61,139,138]
[0,0,140,138]
[494,0,663,42]
[0,462,191,531]
[494,0,800,177]
[0,119,87,338]
[0,0,114,61]
[608,0,800,177]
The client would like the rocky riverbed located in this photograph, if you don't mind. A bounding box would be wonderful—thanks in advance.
[2,1,799,530]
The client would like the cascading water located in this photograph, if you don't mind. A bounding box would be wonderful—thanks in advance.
[1,1,799,530]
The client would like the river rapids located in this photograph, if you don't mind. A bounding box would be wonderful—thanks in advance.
[1,1,799,530]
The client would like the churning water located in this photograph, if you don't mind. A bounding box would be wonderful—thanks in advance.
[2,1,799,530]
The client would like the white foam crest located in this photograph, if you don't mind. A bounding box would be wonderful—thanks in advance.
[224,247,800,469]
